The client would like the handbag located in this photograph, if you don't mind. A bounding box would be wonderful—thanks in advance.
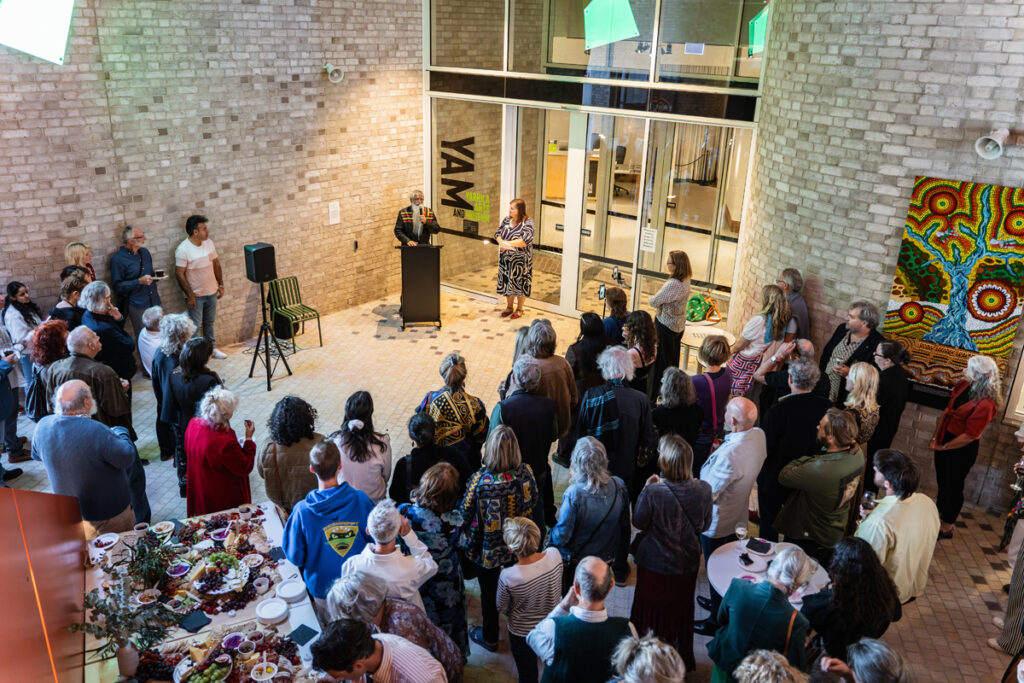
[24,364,50,422]
[686,293,722,323]
[783,608,798,658]
[703,372,725,454]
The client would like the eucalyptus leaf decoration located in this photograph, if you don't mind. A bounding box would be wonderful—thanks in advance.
[69,572,178,660]
[104,532,175,589]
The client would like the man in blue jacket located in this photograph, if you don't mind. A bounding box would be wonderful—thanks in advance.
[110,225,161,343]
[284,439,374,609]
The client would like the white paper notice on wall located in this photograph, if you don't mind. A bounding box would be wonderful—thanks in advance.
[328,201,340,225]
[684,43,705,55]
[640,227,658,253]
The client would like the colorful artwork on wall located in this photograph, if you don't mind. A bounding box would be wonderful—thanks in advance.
[884,176,1024,389]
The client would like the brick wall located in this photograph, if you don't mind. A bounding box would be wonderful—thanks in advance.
[733,0,1024,511]
[0,0,423,343]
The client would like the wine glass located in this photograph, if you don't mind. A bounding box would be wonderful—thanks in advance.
[735,525,748,542]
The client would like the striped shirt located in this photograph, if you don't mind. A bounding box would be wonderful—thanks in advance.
[496,547,564,636]
[371,633,448,683]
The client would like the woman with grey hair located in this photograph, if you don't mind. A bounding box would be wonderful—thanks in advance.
[137,305,163,376]
[578,346,655,556]
[517,318,578,443]
[612,632,686,683]
[819,300,884,406]
[150,313,196,466]
[80,280,137,383]
[327,571,465,682]
[820,638,909,683]
[183,385,256,516]
[547,436,630,592]
[930,353,1002,537]
[652,367,702,448]
[708,546,813,680]
[341,498,438,613]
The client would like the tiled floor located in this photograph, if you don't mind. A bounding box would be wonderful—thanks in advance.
[7,291,1015,681]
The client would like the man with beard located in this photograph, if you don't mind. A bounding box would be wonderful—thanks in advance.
[774,408,864,566]
[394,190,441,246]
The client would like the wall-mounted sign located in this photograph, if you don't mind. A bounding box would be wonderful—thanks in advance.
[440,137,475,211]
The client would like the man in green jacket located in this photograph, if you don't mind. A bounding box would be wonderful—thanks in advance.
[774,408,864,566]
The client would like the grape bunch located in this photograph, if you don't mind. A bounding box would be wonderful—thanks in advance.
[221,581,257,612]
[134,648,175,682]
[274,637,300,664]
[206,514,229,530]
[195,571,225,593]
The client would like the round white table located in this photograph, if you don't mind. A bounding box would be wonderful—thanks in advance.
[680,324,737,372]
[706,540,830,607]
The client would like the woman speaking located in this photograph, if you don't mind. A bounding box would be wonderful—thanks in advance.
[495,198,534,320]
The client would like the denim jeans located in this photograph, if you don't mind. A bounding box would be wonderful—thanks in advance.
[187,293,217,346]
[4,404,22,457]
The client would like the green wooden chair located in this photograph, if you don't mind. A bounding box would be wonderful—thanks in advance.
[267,276,322,353]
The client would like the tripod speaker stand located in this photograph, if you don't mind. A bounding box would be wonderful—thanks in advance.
[249,280,292,391]
[244,242,292,391]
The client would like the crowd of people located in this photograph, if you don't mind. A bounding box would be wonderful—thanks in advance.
[2,236,1005,682]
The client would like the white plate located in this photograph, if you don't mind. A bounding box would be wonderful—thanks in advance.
[255,597,289,625]
[91,533,119,551]
[737,554,768,573]
[275,579,305,603]
[242,553,264,569]
[152,521,175,536]
[744,539,775,557]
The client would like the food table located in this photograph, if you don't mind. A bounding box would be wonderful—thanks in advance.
[706,539,830,607]
[81,502,322,682]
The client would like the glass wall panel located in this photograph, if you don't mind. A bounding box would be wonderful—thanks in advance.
[432,0,505,71]
[431,98,503,295]
[575,114,645,313]
[510,0,657,81]
[522,108,571,307]
[656,0,766,85]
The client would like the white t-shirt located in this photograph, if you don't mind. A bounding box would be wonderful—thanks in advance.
[138,329,160,376]
[174,238,219,297]
[739,314,797,358]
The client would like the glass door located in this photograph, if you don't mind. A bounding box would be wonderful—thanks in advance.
[573,113,646,315]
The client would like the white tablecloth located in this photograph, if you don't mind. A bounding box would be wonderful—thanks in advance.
[706,539,830,607]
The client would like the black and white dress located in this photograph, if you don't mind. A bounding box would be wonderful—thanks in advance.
[495,216,534,297]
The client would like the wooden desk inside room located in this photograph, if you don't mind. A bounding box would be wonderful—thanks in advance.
[544,151,640,200]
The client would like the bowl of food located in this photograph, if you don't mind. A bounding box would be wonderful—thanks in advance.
[152,520,175,536]
[242,553,264,569]
[91,533,119,551]
[167,560,192,578]
[255,598,289,626]
[221,632,247,650]
[250,661,279,682]
[133,588,161,608]
[275,580,305,604]
[210,527,231,542]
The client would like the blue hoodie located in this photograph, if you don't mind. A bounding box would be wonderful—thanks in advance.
[283,483,374,599]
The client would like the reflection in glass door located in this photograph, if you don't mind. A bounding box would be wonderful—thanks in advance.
[574,114,646,314]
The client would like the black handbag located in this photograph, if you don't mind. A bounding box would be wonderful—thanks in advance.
[24,364,50,422]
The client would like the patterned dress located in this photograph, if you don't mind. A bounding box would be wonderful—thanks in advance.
[398,502,470,659]
[495,216,535,297]
[377,598,465,682]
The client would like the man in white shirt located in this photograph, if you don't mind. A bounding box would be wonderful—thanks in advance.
[174,214,226,359]
[695,397,766,635]
[340,498,437,612]
[855,448,939,603]
[310,618,447,682]
[527,556,636,681]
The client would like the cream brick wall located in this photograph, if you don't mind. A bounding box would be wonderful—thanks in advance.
[734,0,1024,510]
[0,0,423,343]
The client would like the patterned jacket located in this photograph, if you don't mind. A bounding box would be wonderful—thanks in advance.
[456,463,538,569]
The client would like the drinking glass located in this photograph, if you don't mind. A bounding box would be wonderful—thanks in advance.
[735,525,748,541]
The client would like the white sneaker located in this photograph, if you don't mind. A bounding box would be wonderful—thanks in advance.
[211,348,227,360]
[994,616,1005,629]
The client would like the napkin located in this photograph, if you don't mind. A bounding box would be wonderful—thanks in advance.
[287,624,319,646]
[267,547,286,562]
[179,610,212,633]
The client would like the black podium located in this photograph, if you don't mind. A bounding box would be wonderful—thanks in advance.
[397,245,441,330]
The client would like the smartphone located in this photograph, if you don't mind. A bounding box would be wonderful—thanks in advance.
[739,552,754,566]
[598,284,606,300]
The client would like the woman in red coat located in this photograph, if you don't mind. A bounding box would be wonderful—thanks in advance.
[185,385,257,517]
[929,354,1001,539]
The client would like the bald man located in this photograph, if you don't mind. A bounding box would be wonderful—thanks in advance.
[31,380,150,537]
[695,397,766,635]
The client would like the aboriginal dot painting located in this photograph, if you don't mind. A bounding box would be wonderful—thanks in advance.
[884,176,1024,388]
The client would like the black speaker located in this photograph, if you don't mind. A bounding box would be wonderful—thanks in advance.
[244,243,276,283]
